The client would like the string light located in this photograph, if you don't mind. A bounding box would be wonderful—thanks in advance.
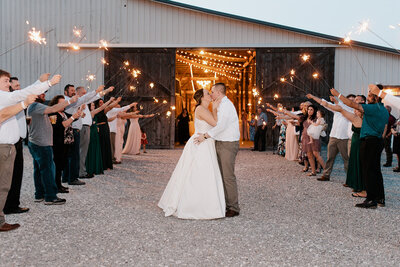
[166,111,172,117]
[301,54,310,62]
[149,82,154,88]
[28,28,46,44]
[124,61,129,66]
[129,85,136,91]
[162,100,167,104]
[171,106,176,110]
[290,69,295,75]
[312,73,319,79]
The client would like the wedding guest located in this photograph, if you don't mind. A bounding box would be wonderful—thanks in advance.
[383,105,396,167]
[63,85,113,184]
[321,99,365,197]
[28,91,77,205]
[392,119,400,172]
[306,94,352,181]
[0,96,36,124]
[333,87,388,209]
[249,113,256,141]
[123,104,154,155]
[106,101,137,163]
[253,107,268,151]
[94,98,120,170]
[86,98,115,176]
[177,109,190,145]
[275,117,286,157]
[141,130,148,153]
[3,76,30,215]
[241,110,250,141]
[0,70,60,231]
[49,95,82,193]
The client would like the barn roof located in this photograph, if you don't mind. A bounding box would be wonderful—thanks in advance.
[151,0,400,55]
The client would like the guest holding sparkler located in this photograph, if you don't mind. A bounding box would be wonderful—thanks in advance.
[252,107,268,152]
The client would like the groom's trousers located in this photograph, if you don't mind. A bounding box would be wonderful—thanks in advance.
[215,141,240,213]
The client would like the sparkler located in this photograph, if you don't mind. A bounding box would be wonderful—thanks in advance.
[301,54,310,62]
[312,73,319,79]
[99,39,109,50]
[149,82,155,88]
[86,74,96,81]
[101,57,108,65]
[290,69,295,75]
[356,20,369,34]
[28,28,47,44]
[70,43,80,50]
[124,60,130,66]
[162,100,168,104]
[280,77,286,82]
[73,26,82,38]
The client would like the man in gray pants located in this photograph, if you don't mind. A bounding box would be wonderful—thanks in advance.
[306,93,354,181]
[195,83,241,217]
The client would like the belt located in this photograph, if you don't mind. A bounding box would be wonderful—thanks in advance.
[97,122,106,125]
[82,124,90,127]
[73,129,80,132]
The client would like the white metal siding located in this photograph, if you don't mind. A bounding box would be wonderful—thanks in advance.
[1,0,400,100]
[335,46,400,96]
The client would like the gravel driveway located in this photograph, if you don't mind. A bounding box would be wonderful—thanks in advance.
[1,147,400,266]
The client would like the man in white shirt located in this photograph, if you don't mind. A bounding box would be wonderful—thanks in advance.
[0,69,61,231]
[306,93,353,181]
[194,83,241,217]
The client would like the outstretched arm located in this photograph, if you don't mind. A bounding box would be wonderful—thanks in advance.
[306,94,323,105]
[0,95,37,124]
[331,88,363,112]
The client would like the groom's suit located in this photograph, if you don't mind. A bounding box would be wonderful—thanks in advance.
[207,96,240,213]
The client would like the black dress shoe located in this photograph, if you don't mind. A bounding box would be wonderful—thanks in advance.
[355,200,377,209]
[225,210,240,217]
[383,163,392,167]
[251,149,258,151]
[58,188,69,194]
[377,199,385,207]
[68,179,86,185]
[3,207,29,215]
[80,174,94,179]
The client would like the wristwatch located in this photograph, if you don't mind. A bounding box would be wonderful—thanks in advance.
[203,134,207,139]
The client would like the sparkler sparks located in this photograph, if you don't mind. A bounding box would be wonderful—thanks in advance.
[28,28,46,44]
[26,21,29,25]
[280,77,286,82]
[131,69,141,78]
[301,54,310,62]
[312,73,319,79]
[86,74,96,81]
[149,82,154,88]
[123,61,129,66]
[356,20,369,34]
[70,43,80,50]
[273,94,279,99]
[101,57,108,65]
[99,39,109,50]
[290,69,295,75]
[73,26,82,38]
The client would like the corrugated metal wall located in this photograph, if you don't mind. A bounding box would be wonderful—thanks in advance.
[335,46,400,95]
[1,0,399,99]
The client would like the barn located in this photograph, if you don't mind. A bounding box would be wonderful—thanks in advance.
[2,0,400,148]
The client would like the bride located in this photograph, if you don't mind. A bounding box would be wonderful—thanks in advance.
[158,89,226,219]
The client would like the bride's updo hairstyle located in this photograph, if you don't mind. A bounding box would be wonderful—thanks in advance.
[193,89,204,108]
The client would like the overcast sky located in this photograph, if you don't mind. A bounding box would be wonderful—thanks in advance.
[176,0,400,50]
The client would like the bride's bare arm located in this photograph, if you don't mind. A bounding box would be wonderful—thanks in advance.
[196,106,217,127]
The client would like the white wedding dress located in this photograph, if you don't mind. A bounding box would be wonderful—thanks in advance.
[158,118,226,219]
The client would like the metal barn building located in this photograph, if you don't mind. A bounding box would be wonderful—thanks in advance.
[2,0,400,148]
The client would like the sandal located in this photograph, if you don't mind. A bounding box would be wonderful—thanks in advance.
[308,172,316,176]
[302,167,309,172]
[351,192,366,198]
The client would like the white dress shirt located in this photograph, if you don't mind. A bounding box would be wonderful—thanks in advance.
[64,91,100,130]
[322,99,353,139]
[16,111,27,139]
[107,106,131,133]
[383,94,400,110]
[0,80,50,144]
[81,104,92,126]
[207,96,240,141]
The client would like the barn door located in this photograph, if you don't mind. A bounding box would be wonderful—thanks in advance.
[104,48,176,148]
[256,47,335,147]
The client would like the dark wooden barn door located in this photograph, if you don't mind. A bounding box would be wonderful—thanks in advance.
[256,48,335,147]
[104,48,176,148]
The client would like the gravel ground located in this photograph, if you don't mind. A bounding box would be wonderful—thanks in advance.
[1,146,400,266]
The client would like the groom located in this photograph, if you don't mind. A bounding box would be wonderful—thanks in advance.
[194,83,240,217]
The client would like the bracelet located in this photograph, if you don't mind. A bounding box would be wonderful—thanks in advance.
[338,93,342,98]
[20,101,27,109]
[47,80,52,87]
[67,99,71,105]
[203,134,207,139]
[71,115,75,120]
[378,90,383,98]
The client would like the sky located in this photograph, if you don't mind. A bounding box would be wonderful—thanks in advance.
[175,0,400,50]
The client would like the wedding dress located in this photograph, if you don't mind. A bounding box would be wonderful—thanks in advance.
[158,118,226,219]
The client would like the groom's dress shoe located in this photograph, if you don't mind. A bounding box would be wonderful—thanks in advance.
[225,210,239,217]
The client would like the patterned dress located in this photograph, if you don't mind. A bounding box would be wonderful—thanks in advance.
[277,120,286,156]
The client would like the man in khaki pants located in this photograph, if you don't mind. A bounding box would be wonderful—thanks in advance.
[0,69,61,231]
[195,83,241,217]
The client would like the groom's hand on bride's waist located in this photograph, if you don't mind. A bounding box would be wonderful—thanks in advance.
[194,133,207,144]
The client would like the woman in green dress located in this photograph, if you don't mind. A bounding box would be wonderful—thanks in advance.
[321,100,365,197]
[86,98,115,176]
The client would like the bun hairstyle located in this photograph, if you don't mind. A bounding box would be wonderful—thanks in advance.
[193,89,204,108]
